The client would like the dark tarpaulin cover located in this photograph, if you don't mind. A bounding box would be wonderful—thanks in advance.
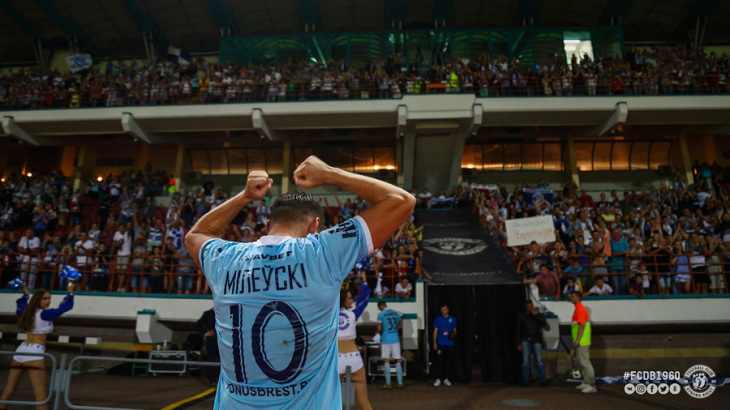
[418,208,520,286]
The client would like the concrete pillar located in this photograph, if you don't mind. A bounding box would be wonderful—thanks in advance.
[0,147,7,179]
[402,132,416,191]
[703,135,717,164]
[447,131,467,192]
[678,134,694,185]
[565,135,580,189]
[281,141,292,193]
[73,145,96,191]
[60,146,78,178]
[396,138,404,187]
[135,143,151,170]
[174,144,185,190]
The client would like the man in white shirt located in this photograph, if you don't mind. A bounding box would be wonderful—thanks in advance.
[114,224,132,275]
[166,219,185,250]
[18,229,41,288]
[75,232,97,271]
[395,276,413,299]
[587,277,614,296]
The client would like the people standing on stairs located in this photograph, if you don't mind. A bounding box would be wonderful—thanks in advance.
[432,303,457,387]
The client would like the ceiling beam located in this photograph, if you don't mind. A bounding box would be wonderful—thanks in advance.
[468,103,483,137]
[1,116,40,146]
[397,105,407,139]
[121,112,153,144]
[600,0,632,24]
[35,0,85,42]
[124,0,166,45]
[593,102,628,137]
[252,109,277,141]
[208,0,236,33]
[518,0,539,25]
[297,0,321,30]
[0,0,35,37]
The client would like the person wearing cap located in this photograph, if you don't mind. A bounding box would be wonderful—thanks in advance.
[184,156,415,410]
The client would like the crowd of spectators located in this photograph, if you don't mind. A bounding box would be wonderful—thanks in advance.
[0,171,422,298]
[1,46,728,110]
[471,164,730,300]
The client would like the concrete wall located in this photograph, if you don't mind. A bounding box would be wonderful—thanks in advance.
[543,297,730,325]
[0,282,427,349]
[414,135,455,193]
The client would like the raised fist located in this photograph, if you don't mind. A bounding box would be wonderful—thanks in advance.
[243,170,273,200]
[293,155,333,189]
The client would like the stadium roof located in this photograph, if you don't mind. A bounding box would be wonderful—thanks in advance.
[1,0,729,63]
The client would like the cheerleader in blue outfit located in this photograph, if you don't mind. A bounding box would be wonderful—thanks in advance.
[0,281,74,410]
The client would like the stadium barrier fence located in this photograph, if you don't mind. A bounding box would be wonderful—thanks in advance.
[5,250,419,299]
[2,351,357,410]
[0,350,57,408]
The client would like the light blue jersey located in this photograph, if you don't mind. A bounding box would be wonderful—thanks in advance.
[377,309,402,344]
[200,216,373,409]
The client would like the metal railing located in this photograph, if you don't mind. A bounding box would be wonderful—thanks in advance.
[342,366,354,410]
[3,73,729,111]
[63,355,221,410]
[0,350,57,407]
[3,250,421,298]
[515,254,729,295]
[2,351,357,410]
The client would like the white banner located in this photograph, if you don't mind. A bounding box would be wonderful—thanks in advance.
[505,215,555,247]
[66,53,93,73]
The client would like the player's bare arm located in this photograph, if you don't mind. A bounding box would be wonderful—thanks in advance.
[293,155,416,249]
[185,170,273,267]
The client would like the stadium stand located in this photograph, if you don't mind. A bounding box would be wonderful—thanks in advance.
[2,1,730,409]
[471,173,730,297]
[1,45,729,110]
[0,171,422,295]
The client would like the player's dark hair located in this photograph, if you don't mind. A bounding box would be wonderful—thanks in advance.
[270,193,323,227]
[571,291,583,300]
[377,301,387,308]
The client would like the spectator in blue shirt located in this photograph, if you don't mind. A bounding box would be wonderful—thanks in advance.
[432,304,457,387]
[609,228,629,293]
[562,257,585,291]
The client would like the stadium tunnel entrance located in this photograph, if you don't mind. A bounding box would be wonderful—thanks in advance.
[419,206,524,383]
[426,284,524,384]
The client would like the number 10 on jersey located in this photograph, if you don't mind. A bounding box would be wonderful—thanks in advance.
[229,301,310,385]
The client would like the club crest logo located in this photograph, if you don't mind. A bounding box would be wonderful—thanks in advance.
[684,364,716,399]
[338,312,349,330]
[422,238,487,256]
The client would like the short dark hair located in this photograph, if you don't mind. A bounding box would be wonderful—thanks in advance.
[571,291,582,300]
[270,193,323,226]
[377,301,387,308]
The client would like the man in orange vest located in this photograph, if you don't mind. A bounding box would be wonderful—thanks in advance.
[570,291,596,393]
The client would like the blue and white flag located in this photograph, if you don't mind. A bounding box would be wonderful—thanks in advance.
[8,277,24,289]
[66,53,93,73]
[60,265,82,282]
[167,45,191,65]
